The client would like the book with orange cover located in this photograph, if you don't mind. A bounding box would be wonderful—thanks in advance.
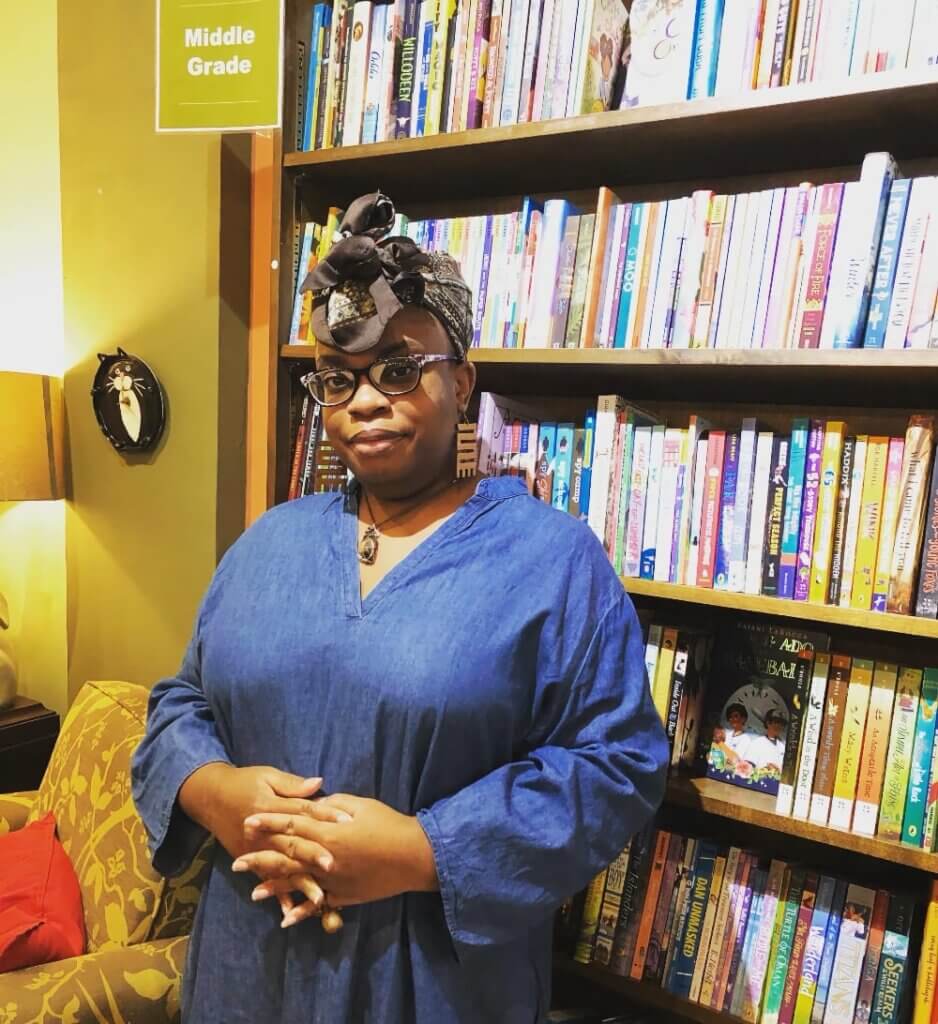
[579,187,616,348]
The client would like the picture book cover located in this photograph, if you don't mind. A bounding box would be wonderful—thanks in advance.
[701,619,829,795]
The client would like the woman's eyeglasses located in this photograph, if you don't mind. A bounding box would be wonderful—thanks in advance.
[300,353,462,407]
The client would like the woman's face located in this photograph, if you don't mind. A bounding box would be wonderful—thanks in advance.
[318,306,476,498]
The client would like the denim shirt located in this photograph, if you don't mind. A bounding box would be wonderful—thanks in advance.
[131,475,668,1023]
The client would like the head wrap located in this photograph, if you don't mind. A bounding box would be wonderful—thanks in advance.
[300,191,474,357]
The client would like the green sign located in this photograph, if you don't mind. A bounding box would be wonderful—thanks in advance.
[157,0,283,132]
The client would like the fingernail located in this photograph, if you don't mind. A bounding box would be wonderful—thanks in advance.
[336,811,352,822]
[281,913,297,929]
[244,816,261,828]
[232,860,247,872]
[318,855,333,871]
[304,777,322,786]
[251,888,268,902]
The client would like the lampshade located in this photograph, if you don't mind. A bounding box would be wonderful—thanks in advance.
[0,371,65,501]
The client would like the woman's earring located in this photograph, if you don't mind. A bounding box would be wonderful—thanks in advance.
[455,412,478,479]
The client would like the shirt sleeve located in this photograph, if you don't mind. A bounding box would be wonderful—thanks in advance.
[131,575,233,878]
[416,591,668,954]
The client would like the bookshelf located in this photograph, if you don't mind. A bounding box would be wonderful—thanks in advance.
[252,8,938,1019]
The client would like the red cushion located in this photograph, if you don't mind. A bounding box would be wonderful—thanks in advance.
[0,811,85,972]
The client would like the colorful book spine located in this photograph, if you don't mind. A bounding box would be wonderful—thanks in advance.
[810,878,848,1024]
[797,182,845,349]
[714,431,741,589]
[851,437,889,610]
[839,436,869,608]
[913,881,938,1024]
[888,416,936,615]
[590,843,632,967]
[644,833,685,981]
[791,652,831,820]
[809,654,851,825]
[870,893,915,1024]
[915,453,938,618]
[864,179,912,349]
[697,431,727,587]
[667,841,720,999]
[901,667,938,846]
[688,849,728,1001]
[780,418,810,599]
[699,845,742,1004]
[809,421,846,603]
[855,890,890,1024]
[763,867,807,1024]
[824,883,875,1022]
[762,436,791,595]
[872,437,907,611]
[852,662,899,837]
[573,867,609,964]
[791,874,836,1024]
[795,421,825,601]
[777,871,818,1024]
[828,658,874,830]
[827,436,856,605]
[878,667,924,841]
[729,417,759,593]
[884,177,937,350]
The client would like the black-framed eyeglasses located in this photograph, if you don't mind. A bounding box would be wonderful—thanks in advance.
[301,353,462,407]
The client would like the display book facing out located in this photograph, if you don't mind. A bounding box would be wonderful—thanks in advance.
[267,12,938,1023]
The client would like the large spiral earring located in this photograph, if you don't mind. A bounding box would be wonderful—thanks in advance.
[455,411,479,480]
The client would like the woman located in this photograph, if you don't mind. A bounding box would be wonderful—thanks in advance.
[131,192,668,1023]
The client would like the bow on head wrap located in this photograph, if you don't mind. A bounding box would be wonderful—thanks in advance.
[300,191,474,356]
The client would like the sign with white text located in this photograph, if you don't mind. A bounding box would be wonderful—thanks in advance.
[156,0,283,132]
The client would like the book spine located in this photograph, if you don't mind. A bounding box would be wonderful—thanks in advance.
[792,875,836,1024]
[573,868,609,963]
[838,436,868,607]
[714,431,740,590]
[668,842,720,999]
[776,648,815,817]
[761,436,790,598]
[794,420,825,600]
[914,884,938,1023]
[871,436,908,610]
[745,431,776,594]
[691,193,729,347]
[762,867,805,1024]
[723,867,760,1012]
[611,824,656,974]
[824,883,876,1021]
[901,667,938,846]
[590,843,632,967]
[697,431,727,587]
[688,852,728,1003]
[855,891,890,1024]
[779,418,810,598]
[465,0,492,130]
[853,662,900,836]
[878,668,924,841]
[915,452,938,618]
[698,846,741,1004]
[827,436,856,605]
[864,178,913,349]
[640,426,667,578]
[644,833,684,980]
[797,182,845,348]
[479,0,502,128]
[851,437,890,610]
[729,418,759,592]
[809,422,846,603]
[870,894,915,1024]
[883,177,935,349]
[630,830,672,979]
[828,658,874,830]
[792,652,831,820]
[624,426,652,577]
[810,878,848,1023]
[809,655,852,825]
[394,0,421,137]
[361,5,386,143]
[888,417,936,614]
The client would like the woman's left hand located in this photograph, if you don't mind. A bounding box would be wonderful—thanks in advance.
[232,794,438,927]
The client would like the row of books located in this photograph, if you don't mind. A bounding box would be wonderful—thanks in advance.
[294,0,625,152]
[642,607,938,851]
[400,154,938,352]
[286,388,349,498]
[567,820,926,1023]
[623,0,938,110]
[294,0,938,154]
[477,392,938,620]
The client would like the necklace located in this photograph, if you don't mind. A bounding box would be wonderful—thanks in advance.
[358,479,457,565]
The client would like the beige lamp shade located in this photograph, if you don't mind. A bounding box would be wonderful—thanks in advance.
[0,371,66,501]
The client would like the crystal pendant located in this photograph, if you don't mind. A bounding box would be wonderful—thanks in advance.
[358,525,380,565]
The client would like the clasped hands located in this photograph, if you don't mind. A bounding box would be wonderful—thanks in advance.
[181,764,438,932]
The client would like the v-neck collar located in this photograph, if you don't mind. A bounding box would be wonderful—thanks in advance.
[338,476,526,618]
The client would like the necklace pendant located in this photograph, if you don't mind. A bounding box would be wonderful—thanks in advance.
[358,525,380,565]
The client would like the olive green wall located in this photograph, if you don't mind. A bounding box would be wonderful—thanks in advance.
[58,1,247,701]
[0,0,68,716]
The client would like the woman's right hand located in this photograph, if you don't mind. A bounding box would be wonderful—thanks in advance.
[178,762,344,861]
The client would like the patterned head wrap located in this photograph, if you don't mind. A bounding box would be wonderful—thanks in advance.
[300,191,474,357]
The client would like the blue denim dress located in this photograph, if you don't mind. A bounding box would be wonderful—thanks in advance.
[131,475,667,1023]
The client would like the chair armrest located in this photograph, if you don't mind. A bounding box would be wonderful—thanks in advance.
[0,934,189,1023]
[0,790,37,833]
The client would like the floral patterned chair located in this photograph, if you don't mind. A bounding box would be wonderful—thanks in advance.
[0,680,211,1024]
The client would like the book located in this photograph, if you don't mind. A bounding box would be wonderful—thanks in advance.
[901,667,938,846]
[913,881,938,1024]
[852,662,899,837]
[573,868,609,963]
[809,421,846,603]
[888,416,936,614]
[666,840,721,998]
[872,437,907,604]
[828,658,874,830]
[839,436,869,608]
[704,620,827,796]
[622,0,696,109]
[851,437,889,611]
[809,654,852,825]
[877,667,924,841]
[780,418,810,599]
[792,874,837,1024]
[791,652,831,820]
[870,894,916,1024]
[823,883,875,1022]
[590,843,632,967]
[827,435,857,605]
[864,178,912,349]
[914,452,938,618]
[795,421,825,601]
[811,878,848,1024]
[855,890,889,1024]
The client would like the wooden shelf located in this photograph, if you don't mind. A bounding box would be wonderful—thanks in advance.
[624,577,938,639]
[280,346,938,406]
[283,69,938,204]
[665,776,938,873]
[553,958,744,1024]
